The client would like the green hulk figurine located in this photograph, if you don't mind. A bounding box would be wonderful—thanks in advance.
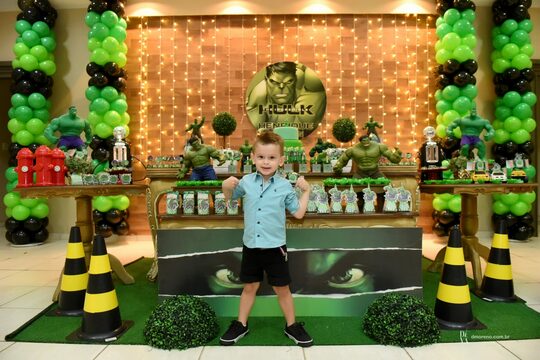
[44,106,92,150]
[363,116,382,142]
[177,136,226,180]
[333,135,402,179]
[239,139,252,165]
[446,106,494,160]
[186,117,205,143]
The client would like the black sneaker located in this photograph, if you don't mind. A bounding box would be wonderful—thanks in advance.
[284,322,313,347]
[220,320,249,345]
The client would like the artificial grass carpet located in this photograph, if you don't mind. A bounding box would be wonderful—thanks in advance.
[7,257,540,346]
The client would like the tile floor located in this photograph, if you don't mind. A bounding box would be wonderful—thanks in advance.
[0,231,538,359]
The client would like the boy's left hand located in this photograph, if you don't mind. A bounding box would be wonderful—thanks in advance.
[295,176,310,192]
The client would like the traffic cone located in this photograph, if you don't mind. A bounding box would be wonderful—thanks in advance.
[69,235,132,341]
[434,226,484,330]
[476,221,517,302]
[53,227,88,316]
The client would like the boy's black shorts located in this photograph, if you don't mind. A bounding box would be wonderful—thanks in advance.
[240,245,290,286]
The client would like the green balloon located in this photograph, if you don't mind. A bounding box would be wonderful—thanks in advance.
[28,93,47,109]
[437,193,453,202]
[104,110,122,127]
[25,118,45,135]
[501,192,519,206]
[510,30,530,47]
[120,113,130,125]
[492,200,509,215]
[501,43,519,60]
[5,167,18,182]
[101,10,119,28]
[442,85,460,101]
[15,19,32,34]
[87,38,102,51]
[435,40,443,52]
[503,116,521,132]
[495,105,512,120]
[523,166,536,180]
[91,23,110,41]
[512,103,532,120]
[511,54,532,70]
[11,93,28,107]
[442,32,460,50]
[461,34,476,49]
[21,30,40,47]
[94,122,113,138]
[85,11,101,27]
[520,44,534,57]
[31,203,49,219]
[493,129,510,144]
[443,9,460,25]
[15,105,33,121]
[19,54,38,71]
[13,42,30,57]
[90,98,111,115]
[111,52,127,68]
[110,25,127,42]
[492,34,510,50]
[85,86,101,101]
[436,100,452,114]
[15,130,34,146]
[435,124,447,138]
[492,58,510,73]
[510,201,529,217]
[32,21,50,37]
[114,195,130,211]
[29,45,48,62]
[6,182,17,193]
[92,160,109,174]
[38,60,56,76]
[502,91,521,108]
[111,99,128,113]
[436,23,452,38]
[510,128,530,144]
[500,19,518,35]
[90,48,110,66]
[452,19,472,37]
[521,118,536,133]
[492,119,503,130]
[442,110,460,126]
[118,18,128,29]
[87,111,103,126]
[40,36,56,52]
[452,45,473,62]
[33,108,50,122]
[452,96,472,114]
[3,192,21,207]
[519,191,536,204]
[12,204,31,221]
[448,196,461,213]
[101,86,119,102]
[20,198,39,208]
[102,36,120,54]
[93,196,113,212]
[518,19,533,33]
[461,9,476,23]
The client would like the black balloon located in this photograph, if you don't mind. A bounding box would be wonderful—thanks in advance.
[518,141,534,155]
[114,220,129,235]
[492,143,505,156]
[95,221,113,238]
[88,0,108,13]
[92,147,109,162]
[509,223,531,241]
[432,210,440,221]
[32,228,49,243]
[519,0,532,8]
[495,84,510,97]
[521,68,534,81]
[512,79,530,94]
[503,67,521,81]
[5,231,13,243]
[438,210,456,225]
[443,59,460,75]
[11,229,30,245]
[437,74,451,89]
[40,217,49,227]
[92,72,109,87]
[493,11,508,26]
[512,5,529,21]
[461,59,478,75]
[5,217,21,232]
[504,213,518,228]
[493,155,508,167]
[503,141,518,156]
[453,0,471,11]
[30,70,47,84]
[104,62,121,76]
[453,71,470,87]
[24,217,42,232]
[16,79,34,95]
[89,135,104,150]
[12,67,27,82]
[86,62,101,76]
[110,2,126,17]
[112,77,127,92]
[93,209,104,222]
[105,209,123,225]
[432,222,448,237]
[38,86,52,98]
[29,143,40,153]
[17,0,34,11]
[519,213,534,226]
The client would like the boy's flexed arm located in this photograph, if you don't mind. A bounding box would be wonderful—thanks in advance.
[222,176,240,201]
[292,176,310,219]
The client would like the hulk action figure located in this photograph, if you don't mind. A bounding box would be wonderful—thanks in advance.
[446,106,494,160]
[333,135,402,179]
[363,116,382,143]
[186,117,205,143]
[239,139,252,165]
[44,106,92,150]
[177,136,226,180]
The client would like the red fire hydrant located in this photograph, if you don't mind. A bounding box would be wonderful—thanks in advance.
[15,148,35,188]
[34,145,53,186]
[51,148,67,185]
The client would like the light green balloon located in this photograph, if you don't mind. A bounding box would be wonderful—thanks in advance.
[501,43,519,60]
[501,193,519,206]
[448,196,461,213]
[91,23,110,41]
[104,110,122,127]
[442,32,460,50]
[519,192,536,204]
[12,204,31,221]
[31,203,49,219]
[452,45,474,62]
[111,99,128,113]
[492,119,503,130]
[20,198,39,208]
[101,10,119,28]
[90,48,110,66]
[442,85,460,102]
[25,118,46,135]
[35,134,51,146]
[452,19,472,37]
[500,19,518,36]
[502,91,521,108]
[101,86,119,102]
[19,54,38,71]
[510,129,530,144]
[40,36,56,52]
[87,111,103,126]
[493,129,510,144]
[503,116,521,133]
[120,112,130,125]
[90,98,111,115]
[29,45,49,62]
[114,196,130,211]
[520,44,534,57]
[87,38,102,51]
[118,18,128,29]
[511,54,532,70]
[31,21,50,37]
[523,166,536,180]
[11,93,28,107]
[111,52,127,67]
[461,34,476,49]
[492,200,509,215]
[93,196,113,212]
[39,60,56,76]
[110,25,127,42]
[521,118,536,133]
[442,110,460,126]
[443,9,460,26]
[94,122,113,138]
[3,192,21,208]
[102,36,120,54]
[15,130,34,146]
[13,42,30,57]
[435,124,447,138]
[452,96,472,114]
[436,100,452,114]
[518,19,533,33]
[492,58,510,73]
[510,201,529,217]
[512,103,532,120]
[85,11,101,27]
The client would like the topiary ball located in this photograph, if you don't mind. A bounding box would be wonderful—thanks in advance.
[362,293,440,347]
[143,295,219,350]
[332,117,356,143]
[212,112,237,137]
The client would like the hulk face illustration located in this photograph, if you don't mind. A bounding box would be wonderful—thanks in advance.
[265,70,297,105]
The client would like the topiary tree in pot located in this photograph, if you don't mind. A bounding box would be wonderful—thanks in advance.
[143,295,219,350]
[212,112,237,148]
[332,117,356,145]
[362,293,440,347]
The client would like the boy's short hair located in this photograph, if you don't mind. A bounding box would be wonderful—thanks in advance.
[253,129,284,155]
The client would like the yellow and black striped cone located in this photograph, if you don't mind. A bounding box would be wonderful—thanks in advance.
[54,227,88,316]
[476,221,517,302]
[71,235,132,341]
[434,226,484,330]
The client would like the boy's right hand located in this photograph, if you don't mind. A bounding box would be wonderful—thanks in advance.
[222,176,239,200]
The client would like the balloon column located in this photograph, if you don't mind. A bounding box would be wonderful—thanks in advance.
[86,0,130,238]
[492,191,536,241]
[431,193,462,236]
[432,0,478,232]
[4,0,57,245]
[490,0,536,240]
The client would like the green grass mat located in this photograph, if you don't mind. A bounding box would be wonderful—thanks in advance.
[7,257,540,345]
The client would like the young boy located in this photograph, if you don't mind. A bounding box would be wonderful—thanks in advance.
[219,130,312,347]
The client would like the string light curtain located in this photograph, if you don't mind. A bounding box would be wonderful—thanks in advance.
[126,14,436,161]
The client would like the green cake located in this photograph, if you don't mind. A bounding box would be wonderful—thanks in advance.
[273,127,303,148]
